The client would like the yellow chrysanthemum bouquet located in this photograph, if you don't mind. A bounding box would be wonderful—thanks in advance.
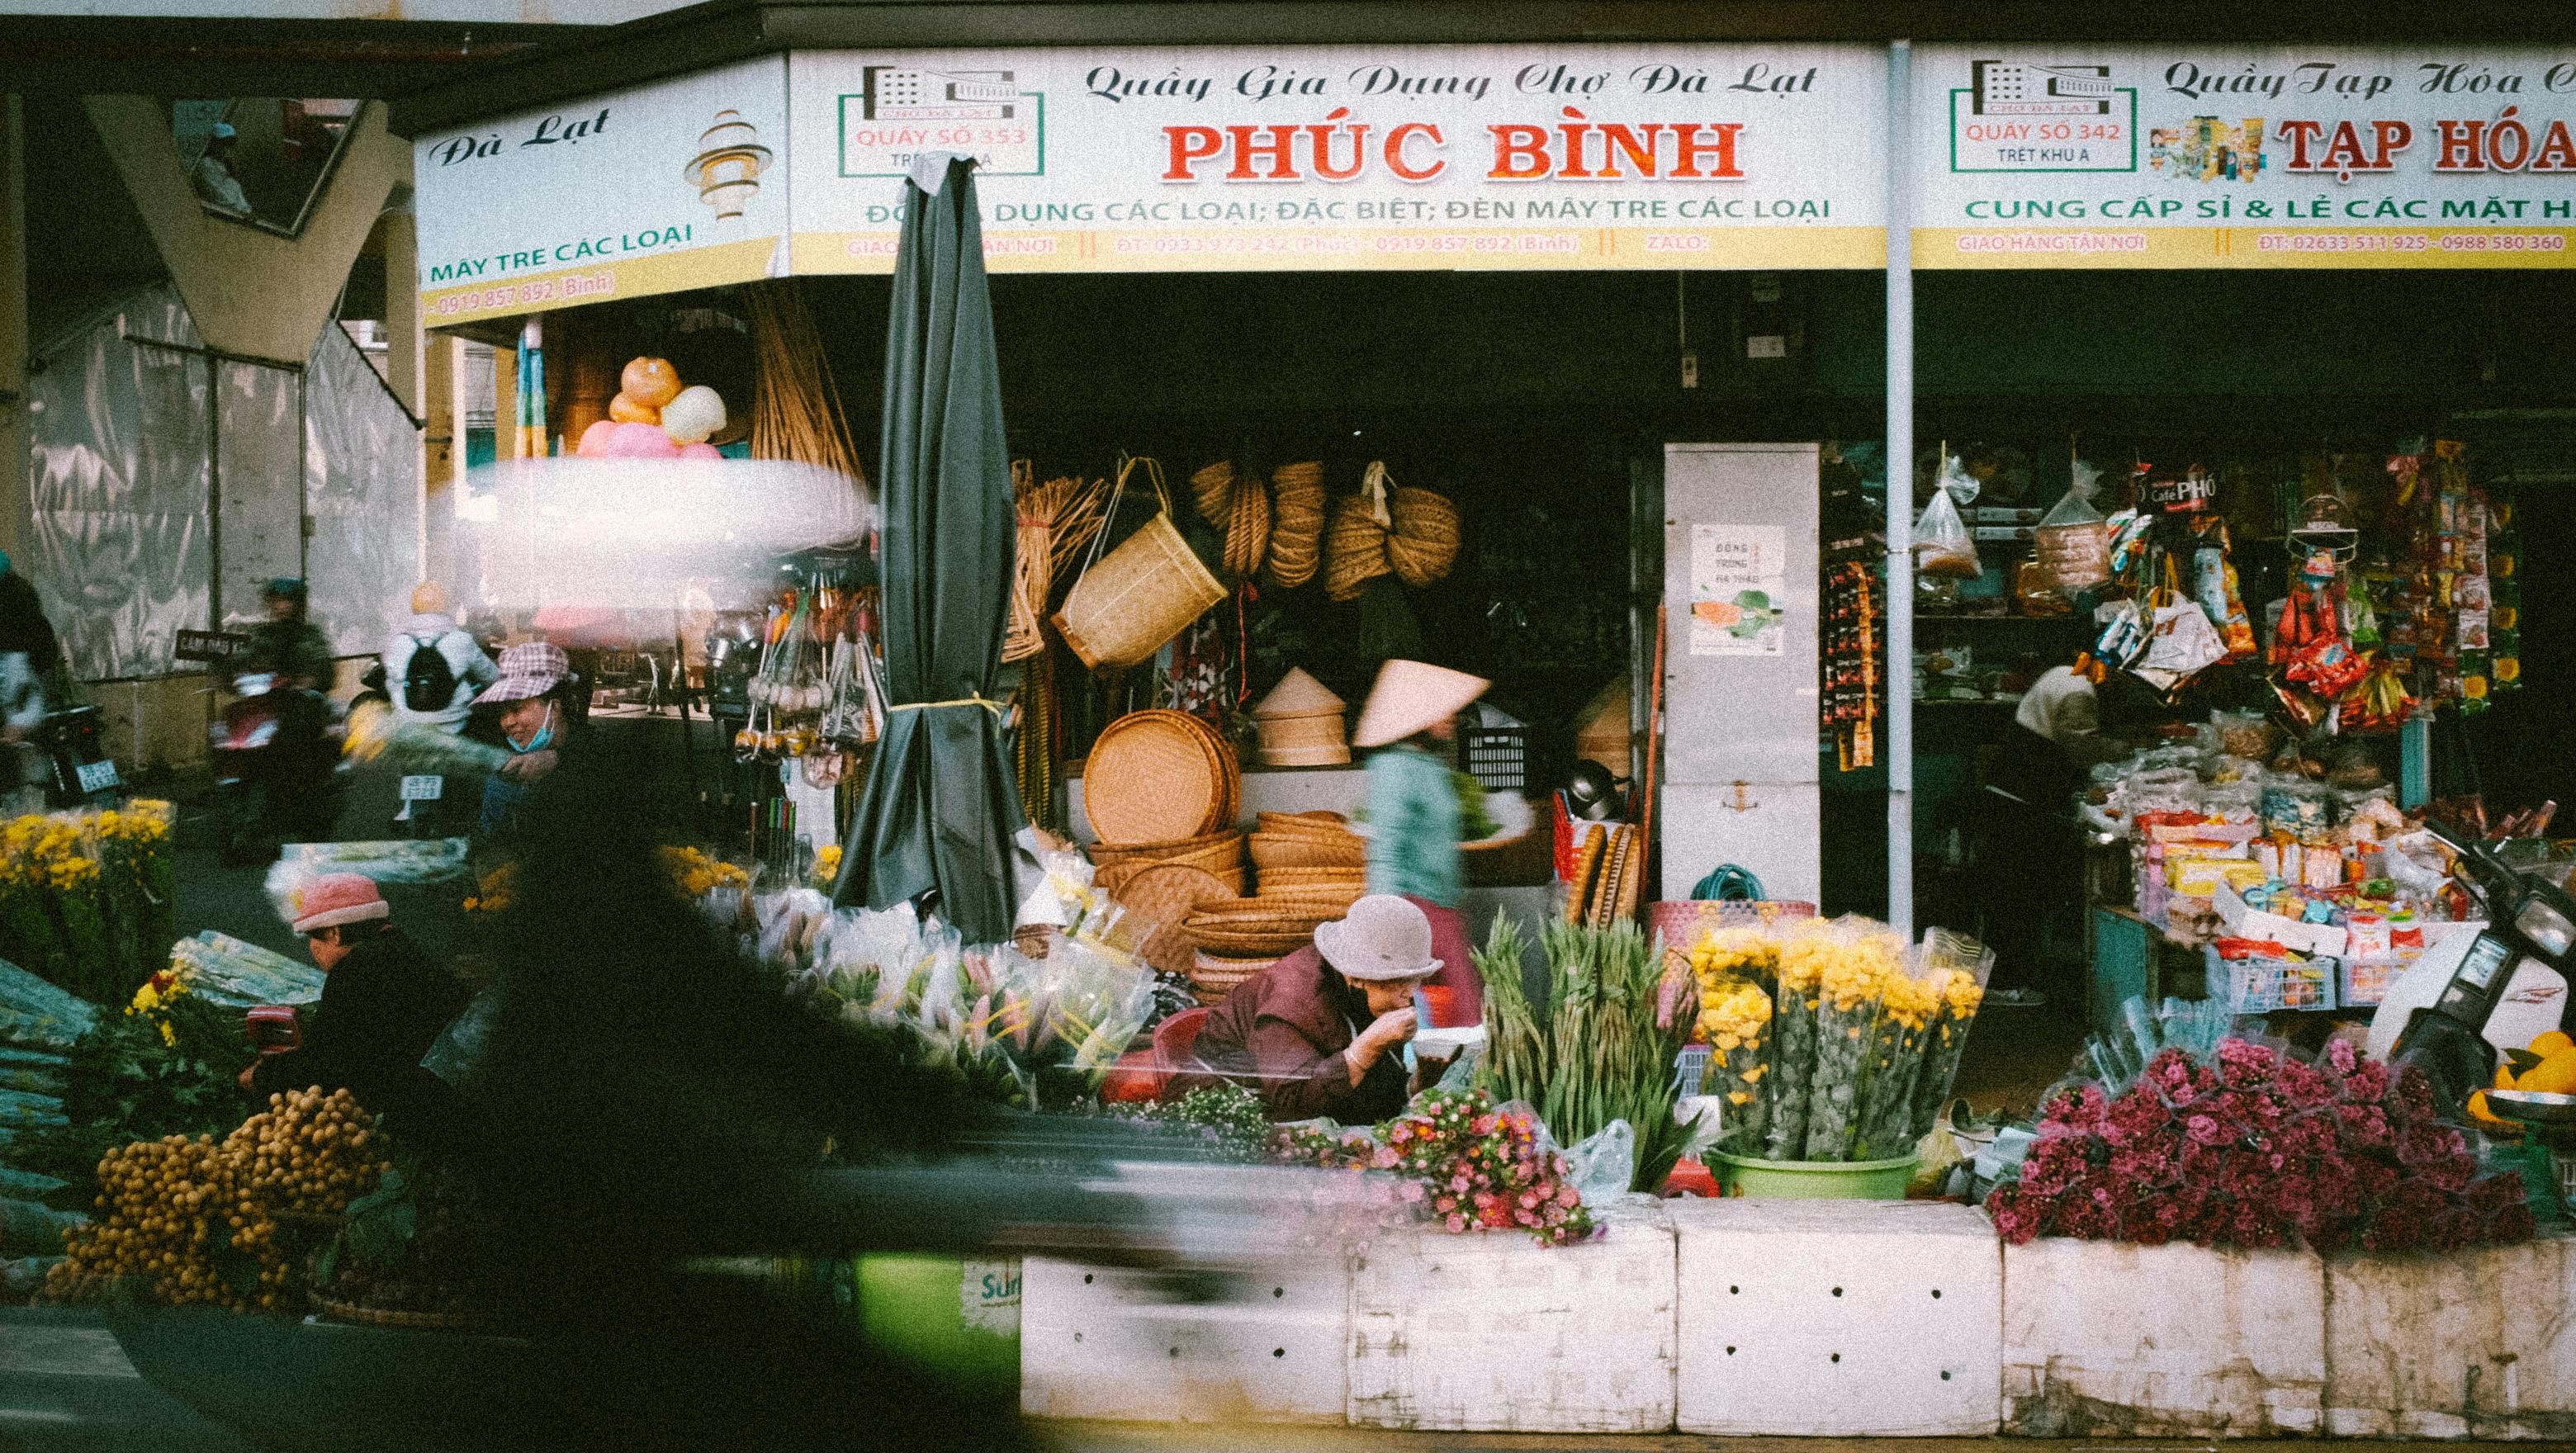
[0,801,175,1004]
[1682,917,1990,1163]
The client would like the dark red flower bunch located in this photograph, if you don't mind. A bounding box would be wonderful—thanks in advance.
[1989,1036,2535,1253]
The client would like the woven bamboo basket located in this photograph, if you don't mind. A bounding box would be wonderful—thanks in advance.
[1156,834,1245,875]
[1086,711,1232,845]
[1253,864,1366,889]
[1190,927,1315,958]
[1054,458,1225,669]
[1265,462,1325,589]
[1090,825,1236,864]
[1116,863,1235,977]
[1324,463,1461,599]
[1190,905,1342,935]
[1249,835,1366,870]
[1096,859,1245,897]
[1324,493,1394,602]
[1252,835,1370,870]
[1251,883,1364,906]
[1190,460,1236,526]
[1254,711,1348,767]
[1224,475,1271,579]
[1190,949,1276,1002]
[1385,486,1462,587]
[1256,810,1353,835]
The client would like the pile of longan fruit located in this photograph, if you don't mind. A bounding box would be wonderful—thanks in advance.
[42,1088,388,1312]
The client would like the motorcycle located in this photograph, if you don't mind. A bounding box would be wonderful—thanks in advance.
[2365,817,2576,1119]
[26,702,125,807]
[353,661,452,838]
[211,672,342,864]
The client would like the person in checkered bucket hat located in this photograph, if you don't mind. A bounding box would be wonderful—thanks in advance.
[476,641,579,838]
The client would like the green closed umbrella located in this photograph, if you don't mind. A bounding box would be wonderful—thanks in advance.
[836,154,1025,941]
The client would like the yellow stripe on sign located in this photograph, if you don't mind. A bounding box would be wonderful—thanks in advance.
[1915,226,2576,269]
[419,238,782,327]
[793,225,1886,274]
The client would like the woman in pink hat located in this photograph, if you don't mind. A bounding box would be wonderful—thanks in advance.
[244,872,471,1125]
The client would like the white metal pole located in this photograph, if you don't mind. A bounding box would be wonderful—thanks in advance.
[1885,40,1915,941]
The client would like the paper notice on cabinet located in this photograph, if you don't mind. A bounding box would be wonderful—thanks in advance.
[1690,523,1788,656]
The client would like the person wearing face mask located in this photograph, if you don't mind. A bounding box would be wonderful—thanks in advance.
[475,642,582,841]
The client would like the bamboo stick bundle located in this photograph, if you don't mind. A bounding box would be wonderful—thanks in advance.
[746,282,867,490]
[1006,460,1050,662]
[1032,473,1107,588]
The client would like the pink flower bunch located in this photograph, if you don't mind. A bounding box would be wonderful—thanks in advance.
[1989,1036,2535,1254]
[1269,1088,1595,1246]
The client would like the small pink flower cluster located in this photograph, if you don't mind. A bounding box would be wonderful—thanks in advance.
[1989,1037,2536,1254]
[1269,1088,1596,1246]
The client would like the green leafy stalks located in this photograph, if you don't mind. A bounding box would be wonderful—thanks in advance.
[1472,916,1693,1193]
[8,994,258,1211]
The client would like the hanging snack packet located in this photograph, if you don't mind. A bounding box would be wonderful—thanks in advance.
[2034,461,2111,591]
[1915,487,1983,580]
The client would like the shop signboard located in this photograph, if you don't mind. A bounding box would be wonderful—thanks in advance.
[414,57,789,325]
[1916,44,2576,268]
[786,45,1886,273]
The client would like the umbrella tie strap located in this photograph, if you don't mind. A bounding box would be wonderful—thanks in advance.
[889,694,1008,721]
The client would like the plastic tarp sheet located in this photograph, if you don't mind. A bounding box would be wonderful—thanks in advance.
[305,325,415,658]
[215,357,302,627]
[26,286,211,679]
[26,284,420,678]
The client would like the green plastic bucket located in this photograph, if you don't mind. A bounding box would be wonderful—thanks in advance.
[855,1254,1021,1398]
[1713,1151,1920,1200]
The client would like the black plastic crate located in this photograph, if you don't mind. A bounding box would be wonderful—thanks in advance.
[1461,725,1530,793]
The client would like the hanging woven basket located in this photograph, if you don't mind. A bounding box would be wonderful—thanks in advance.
[1052,457,1226,670]
[1324,461,1460,600]
[1265,461,1325,589]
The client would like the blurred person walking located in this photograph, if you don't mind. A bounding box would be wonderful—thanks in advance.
[382,582,496,834]
[235,577,339,845]
[456,708,1039,1451]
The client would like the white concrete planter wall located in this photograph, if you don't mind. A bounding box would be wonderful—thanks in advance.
[1018,1255,1348,1423]
[2323,1238,2576,1441]
[1347,1196,1676,1433]
[1019,1199,2574,1440]
[2002,1236,2326,1437]
[1673,1199,2001,1436]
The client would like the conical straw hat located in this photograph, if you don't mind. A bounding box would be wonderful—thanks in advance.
[1351,660,1489,749]
[1255,667,1344,720]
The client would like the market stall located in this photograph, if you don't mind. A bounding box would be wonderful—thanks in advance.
[8,21,2576,1450]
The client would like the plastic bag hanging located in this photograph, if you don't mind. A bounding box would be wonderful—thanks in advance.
[2035,458,2111,590]
[1915,486,1982,580]
[1934,450,1982,506]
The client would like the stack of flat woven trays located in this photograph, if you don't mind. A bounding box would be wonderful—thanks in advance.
[1187,812,1368,1006]
[1084,709,1242,881]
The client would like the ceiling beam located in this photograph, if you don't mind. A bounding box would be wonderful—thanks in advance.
[391,0,2576,135]
[1,17,585,100]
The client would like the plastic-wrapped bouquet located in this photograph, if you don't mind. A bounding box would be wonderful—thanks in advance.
[1676,917,1990,1164]
[1693,958,1773,1154]
[1273,1086,1596,1247]
[1988,1033,2534,1252]
[792,904,1156,1109]
[1472,916,1697,1192]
